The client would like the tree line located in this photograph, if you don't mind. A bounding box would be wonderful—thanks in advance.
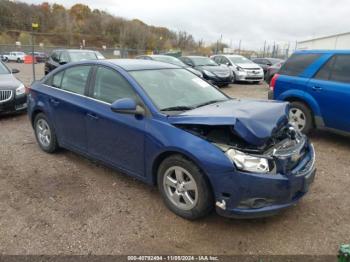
[0,0,211,52]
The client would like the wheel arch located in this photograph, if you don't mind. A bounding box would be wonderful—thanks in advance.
[151,150,212,190]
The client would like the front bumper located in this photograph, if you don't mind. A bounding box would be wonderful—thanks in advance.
[213,143,316,218]
[236,71,264,82]
[0,94,27,114]
[205,75,233,86]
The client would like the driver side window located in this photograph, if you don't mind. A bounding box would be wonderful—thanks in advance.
[92,67,137,104]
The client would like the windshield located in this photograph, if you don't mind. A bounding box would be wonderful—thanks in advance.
[130,69,228,112]
[152,56,186,67]
[69,52,98,62]
[0,62,10,74]
[191,57,218,66]
[228,56,252,64]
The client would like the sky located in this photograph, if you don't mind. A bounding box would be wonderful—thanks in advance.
[20,0,350,50]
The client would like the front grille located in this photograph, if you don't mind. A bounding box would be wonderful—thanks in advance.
[245,68,261,72]
[0,90,13,103]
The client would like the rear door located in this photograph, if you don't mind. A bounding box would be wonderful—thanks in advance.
[47,65,93,152]
[307,54,350,132]
[86,66,146,177]
[275,53,322,99]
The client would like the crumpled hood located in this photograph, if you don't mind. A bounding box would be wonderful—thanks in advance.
[0,74,22,90]
[196,65,231,76]
[168,99,289,147]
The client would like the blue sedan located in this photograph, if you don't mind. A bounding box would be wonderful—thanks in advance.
[27,59,316,219]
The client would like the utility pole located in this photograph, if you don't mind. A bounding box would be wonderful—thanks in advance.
[263,40,266,57]
[31,22,39,82]
[238,40,241,54]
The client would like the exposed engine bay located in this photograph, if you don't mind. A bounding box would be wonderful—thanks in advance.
[175,123,309,174]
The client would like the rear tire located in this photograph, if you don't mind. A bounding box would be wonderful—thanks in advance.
[34,113,59,153]
[157,155,213,220]
[16,58,21,63]
[289,101,313,134]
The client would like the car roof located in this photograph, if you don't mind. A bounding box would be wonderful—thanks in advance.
[294,50,350,54]
[104,59,180,71]
[53,49,96,53]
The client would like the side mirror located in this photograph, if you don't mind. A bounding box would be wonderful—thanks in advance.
[11,68,20,74]
[111,98,145,116]
[59,60,68,65]
[267,63,272,66]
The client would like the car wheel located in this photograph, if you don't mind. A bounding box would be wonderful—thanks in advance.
[34,113,58,153]
[4,57,8,62]
[16,58,21,63]
[289,102,313,134]
[157,155,213,220]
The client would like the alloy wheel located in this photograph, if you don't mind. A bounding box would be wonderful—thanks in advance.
[36,119,52,148]
[163,166,198,211]
[289,107,306,131]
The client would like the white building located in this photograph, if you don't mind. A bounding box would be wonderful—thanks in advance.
[297,32,350,50]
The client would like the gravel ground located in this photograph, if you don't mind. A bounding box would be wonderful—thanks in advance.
[0,63,349,255]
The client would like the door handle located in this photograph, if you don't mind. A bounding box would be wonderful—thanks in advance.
[86,113,99,120]
[311,86,323,91]
[49,98,60,106]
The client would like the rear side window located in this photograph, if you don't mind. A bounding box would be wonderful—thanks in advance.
[314,56,335,81]
[61,66,91,95]
[330,55,350,83]
[279,53,321,76]
[52,70,64,88]
[92,66,137,103]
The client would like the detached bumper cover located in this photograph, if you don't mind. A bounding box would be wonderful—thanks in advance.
[213,144,316,218]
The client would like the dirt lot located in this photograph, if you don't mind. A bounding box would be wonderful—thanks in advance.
[0,63,349,255]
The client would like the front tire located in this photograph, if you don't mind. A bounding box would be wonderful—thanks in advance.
[157,155,213,220]
[34,113,58,153]
[289,101,313,134]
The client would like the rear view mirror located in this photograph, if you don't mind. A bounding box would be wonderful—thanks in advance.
[111,98,145,116]
[11,68,20,74]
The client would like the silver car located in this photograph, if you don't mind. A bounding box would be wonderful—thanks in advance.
[211,55,264,83]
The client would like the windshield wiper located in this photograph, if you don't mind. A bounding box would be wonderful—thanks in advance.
[160,106,194,111]
[194,99,228,108]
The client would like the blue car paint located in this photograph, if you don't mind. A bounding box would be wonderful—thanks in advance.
[273,50,350,133]
[28,59,316,218]
[168,99,289,147]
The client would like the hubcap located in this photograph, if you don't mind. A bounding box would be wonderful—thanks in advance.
[289,108,306,131]
[36,119,51,147]
[163,166,198,211]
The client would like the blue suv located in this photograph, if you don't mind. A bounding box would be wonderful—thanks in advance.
[269,50,350,135]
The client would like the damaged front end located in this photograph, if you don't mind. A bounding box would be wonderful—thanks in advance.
[175,123,313,176]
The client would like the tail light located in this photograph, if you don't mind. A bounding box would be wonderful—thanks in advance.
[269,74,279,91]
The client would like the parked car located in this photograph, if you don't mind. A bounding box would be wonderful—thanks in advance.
[0,61,27,114]
[179,56,233,86]
[29,52,48,63]
[2,52,26,63]
[211,54,264,83]
[265,60,285,84]
[269,50,350,135]
[253,58,284,75]
[44,49,105,75]
[136,55,203,78]
[28,59,316,220]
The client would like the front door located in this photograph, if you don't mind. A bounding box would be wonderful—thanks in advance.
[86,66,146,177]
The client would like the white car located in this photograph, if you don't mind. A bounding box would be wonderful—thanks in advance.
[211,54,264,83]
[2,52,26,63]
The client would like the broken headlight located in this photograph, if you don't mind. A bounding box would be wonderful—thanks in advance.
[225,148,270,174]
